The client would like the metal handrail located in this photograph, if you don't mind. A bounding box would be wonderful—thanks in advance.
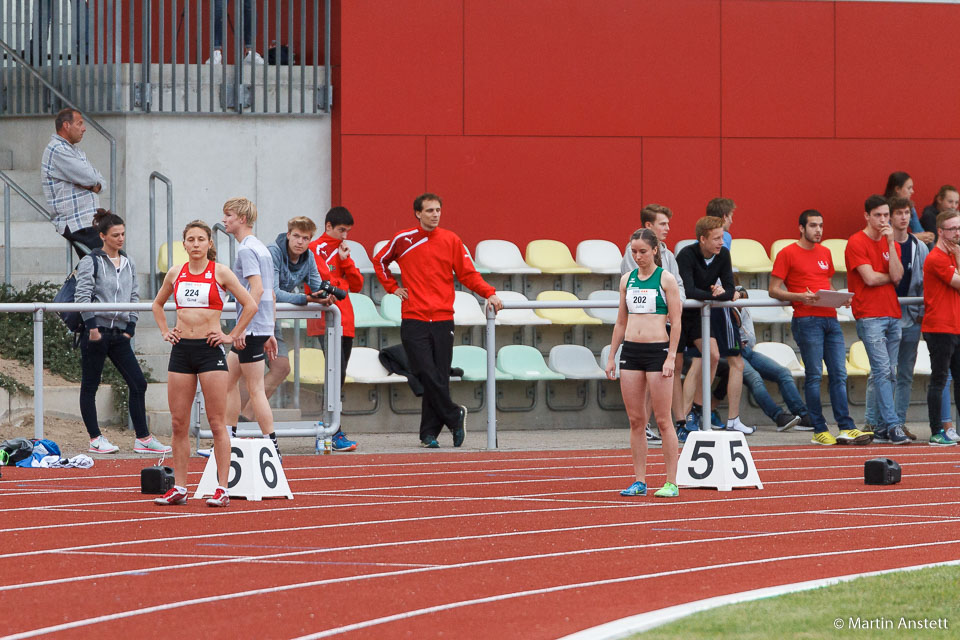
[148,171,174,295]
[0,38,117,212]
[212,222,236,266]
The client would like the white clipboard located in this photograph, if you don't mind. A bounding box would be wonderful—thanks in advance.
[809,290,853,308]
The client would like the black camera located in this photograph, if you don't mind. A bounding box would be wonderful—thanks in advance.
[315,280,347,301]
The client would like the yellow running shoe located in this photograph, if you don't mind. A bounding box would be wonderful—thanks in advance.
[837,429,873,445]
[811,431,837,446]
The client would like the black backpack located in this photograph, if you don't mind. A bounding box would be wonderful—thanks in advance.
[53,254,99,333]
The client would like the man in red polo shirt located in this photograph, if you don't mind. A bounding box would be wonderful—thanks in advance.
[845,194,905,444]
[921,209,960,446]
[770,209,868,445]
[374,193,503,448]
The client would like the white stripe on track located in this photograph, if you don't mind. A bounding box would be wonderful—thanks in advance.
[4,536,952,640]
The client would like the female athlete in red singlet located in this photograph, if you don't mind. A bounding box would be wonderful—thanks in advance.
[151,220,257,508]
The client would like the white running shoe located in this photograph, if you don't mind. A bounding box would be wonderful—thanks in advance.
[945,427,960,442]
[134,435,172,454]
[89,435,119,454]
[205,49,223,64]
[243,50,265,64]
[725,418,756,435]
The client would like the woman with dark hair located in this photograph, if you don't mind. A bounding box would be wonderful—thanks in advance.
[884,171,934,244]
[74,209,171,455]
[151,220,257,508]
[606,228,683,498]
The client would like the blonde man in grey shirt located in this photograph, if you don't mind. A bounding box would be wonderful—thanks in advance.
[621,204,686,439]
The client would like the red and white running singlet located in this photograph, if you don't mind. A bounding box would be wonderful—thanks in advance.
[174,261,225,310]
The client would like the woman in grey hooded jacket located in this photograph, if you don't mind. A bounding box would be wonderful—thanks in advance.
[74,209,171,455]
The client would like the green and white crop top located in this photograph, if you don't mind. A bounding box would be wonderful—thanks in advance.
[625,266,667,315]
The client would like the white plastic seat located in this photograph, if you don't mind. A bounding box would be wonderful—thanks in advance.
[344,240,375,274]
[548,345,607,379]
[599,344,623,379]
[474,240,541,274]
[915,341,932,376]
[673,239,697,256]
[585,289,620,324]
[752,342,805,378]
[373,240,401,272]
[494,290,551,326]
[744,289,792,323]
[575,239,622,274]
[344,347,407,384]
[453,291,487,326]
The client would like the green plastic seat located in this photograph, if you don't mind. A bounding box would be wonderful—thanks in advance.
[496,345,565,381]
[380,293,403,324]
[452,345,513,381]
[351,292,398,328]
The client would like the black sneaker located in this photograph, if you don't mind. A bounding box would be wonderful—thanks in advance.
[776,414,801,432]
[795,414,814,431]
[452,405,467,447]
[420,438,440,449]
[645,424,662,442]
[872,429,890,444]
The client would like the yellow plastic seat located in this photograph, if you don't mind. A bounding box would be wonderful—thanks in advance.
[157,242,189,272]
[821,238,848,273]
[847,341,870,376]
[534,291,602,325]
[286,348,325,384]
[525,240,591,274]
[769,239,796,263]
[730,238,773,273]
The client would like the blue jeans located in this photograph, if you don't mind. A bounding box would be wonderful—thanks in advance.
[856,317,901,430]
[742,345,807,421]
[792,316,855,433]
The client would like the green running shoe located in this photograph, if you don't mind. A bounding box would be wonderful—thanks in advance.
[654,482,679,498]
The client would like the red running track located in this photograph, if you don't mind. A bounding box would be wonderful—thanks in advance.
[1,445,959,639]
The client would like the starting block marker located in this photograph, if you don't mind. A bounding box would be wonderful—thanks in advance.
[194,438,293,501]
[675,430,763,492]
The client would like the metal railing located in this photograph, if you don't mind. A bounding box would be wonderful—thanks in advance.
[1,0,332,115]
[147,170,173,296]
[212,221,236,267]
[0,301,342,446]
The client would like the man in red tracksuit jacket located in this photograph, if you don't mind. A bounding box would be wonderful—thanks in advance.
[374,193,503,448]
[307,206,365,451]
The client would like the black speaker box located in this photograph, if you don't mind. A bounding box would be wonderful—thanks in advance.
[141,466,176,494]
[864,458,901,485]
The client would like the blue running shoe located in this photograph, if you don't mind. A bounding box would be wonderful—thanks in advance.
[420,438,440,449]
[620,481,647,496]
[331,430,358,452]
[676,423,689,444]
[710,409,723,428]
[685,410,701,432]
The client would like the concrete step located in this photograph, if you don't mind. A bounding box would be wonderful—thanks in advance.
[0,170,49,222]
[0,382,114,422]
[0,221,66,248]
[147,407,303,436]
[0,149,12,171]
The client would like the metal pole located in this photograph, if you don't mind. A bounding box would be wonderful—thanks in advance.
[700,302,711,431]
[149,176,157,293]
[485,306,497,449]
[33,308,43,439]
[3,183,10,286]
[293,318,300,409]
[323,0,330,112]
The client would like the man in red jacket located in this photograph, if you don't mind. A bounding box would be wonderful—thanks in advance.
[307,206,365,451]
[374,193,503,448]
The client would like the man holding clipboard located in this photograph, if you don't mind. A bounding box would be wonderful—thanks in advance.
[770,209,871,445]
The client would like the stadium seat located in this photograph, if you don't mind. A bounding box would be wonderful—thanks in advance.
[525,240,592,274]
[915,341,932,376]
[599,344,622,379]
[673,239,696,255]
[453,291,487,326]
[373,240,401,272]
[731,238,774,273]
[345,347,407,383]
[534,291,603,325]
[452,345,513,381]
[769,238,795,263]
[496,345,565,380]
[494,290,552,326]
[585,289,620,324]
[380,293,403,324]
[351,292,398,328]
[847,341,870,376]
[474,240,541,274]
[344,240,375,275]
[286,348,325,384]
[752,342,805,378]
[744,289,792,324]
[821,238,848,273]
[575,240,623,274]
[548,345,607,379]
[156,241,189,272]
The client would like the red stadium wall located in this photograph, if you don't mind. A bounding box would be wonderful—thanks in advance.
[334,0,960,252]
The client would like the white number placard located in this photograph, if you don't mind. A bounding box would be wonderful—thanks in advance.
[194,438,293,501]
[675,431,763,492]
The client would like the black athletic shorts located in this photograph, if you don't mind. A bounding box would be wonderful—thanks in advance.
[619,341,670,372]
[685,308,742,358]
[168,339,229,374]
[231,334,270,363]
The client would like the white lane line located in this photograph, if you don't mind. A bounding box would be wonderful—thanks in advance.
[4,536,953,640]
[558,559,960,639]
[3,501,959,595]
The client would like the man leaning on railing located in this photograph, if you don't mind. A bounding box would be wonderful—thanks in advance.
[40,108,105,258]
